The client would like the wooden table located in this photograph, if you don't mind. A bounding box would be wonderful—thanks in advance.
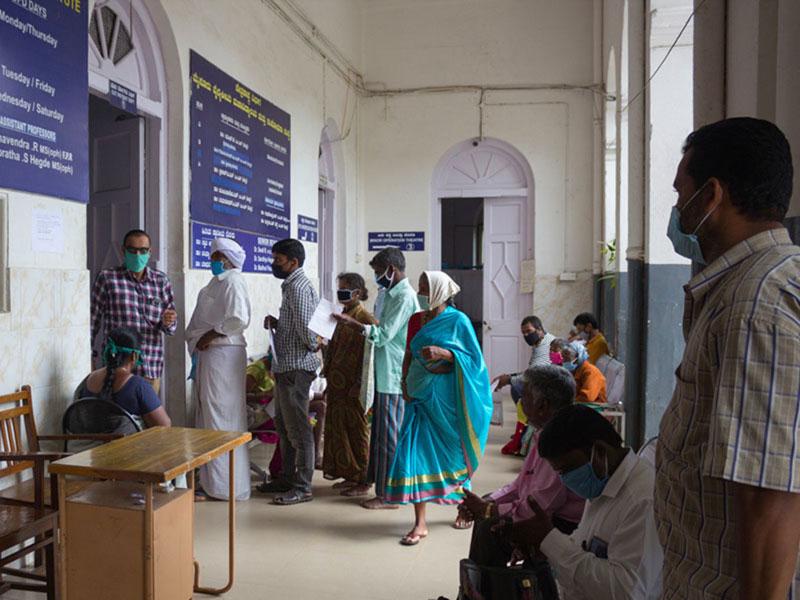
[50,427,251,599]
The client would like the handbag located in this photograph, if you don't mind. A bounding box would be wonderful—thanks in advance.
[457,558,559,600]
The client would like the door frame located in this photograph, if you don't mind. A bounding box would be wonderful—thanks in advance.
[430,138,535,271]
[431,138,535,375]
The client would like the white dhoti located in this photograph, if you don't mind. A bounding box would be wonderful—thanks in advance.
[195,345,251,501]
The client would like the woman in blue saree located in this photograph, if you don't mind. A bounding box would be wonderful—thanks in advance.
[386,271,493,545]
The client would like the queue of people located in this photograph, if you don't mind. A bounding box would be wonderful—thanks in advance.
[82,116,800,599]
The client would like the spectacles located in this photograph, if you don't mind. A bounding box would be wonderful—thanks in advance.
[125,246,150,255]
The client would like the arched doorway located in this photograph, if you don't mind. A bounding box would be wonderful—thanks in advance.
[318,119,346,301]
[87,0,169,278]
[431,137,535,379]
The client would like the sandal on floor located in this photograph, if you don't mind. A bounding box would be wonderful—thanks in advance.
[273,490,313,506]
[400,531,428,546]
[452,515,474,530]
[332,480,357,490]
[361,497,399,510]
[341,485,370,497]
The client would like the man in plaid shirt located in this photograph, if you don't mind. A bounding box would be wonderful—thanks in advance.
[90,229,178,393]
[258,238,320,506]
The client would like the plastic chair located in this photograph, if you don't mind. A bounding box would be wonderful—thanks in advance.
[61,397,142,452]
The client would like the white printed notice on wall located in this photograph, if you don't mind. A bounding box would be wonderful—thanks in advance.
[31,208,64,254]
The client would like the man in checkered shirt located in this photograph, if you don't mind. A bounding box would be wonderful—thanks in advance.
[90,229,177,394]
[656,118,800,598]
[258,238,320,506]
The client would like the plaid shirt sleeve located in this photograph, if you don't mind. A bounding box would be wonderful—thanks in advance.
[159,277,178,336]
[288,283,318,350]
[705,310,800,492]
[90,271,108,349]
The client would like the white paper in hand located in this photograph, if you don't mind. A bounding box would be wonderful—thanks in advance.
[308,298,342,340]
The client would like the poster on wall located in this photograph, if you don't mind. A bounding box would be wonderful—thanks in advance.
[0,0,89,203]
[190,222,275,274]
[189,50,291,272]
[368,231,425,252]
[298,214,318,243]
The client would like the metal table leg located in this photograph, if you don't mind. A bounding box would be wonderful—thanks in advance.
[194,450,236,595]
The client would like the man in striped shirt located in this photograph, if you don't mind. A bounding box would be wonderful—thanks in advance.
[656,118,800,599]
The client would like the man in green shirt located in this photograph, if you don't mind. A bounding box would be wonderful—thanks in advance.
[334,247,419,508]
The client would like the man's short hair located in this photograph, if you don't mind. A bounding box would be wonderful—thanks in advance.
[683,117,793,222]
[521,315,544,331]
[573,312,599,329]
[123,229,150,246]
[522,365,575,412]
[369,247,405,272]
[538,404,623,461]
[272,238,306,266]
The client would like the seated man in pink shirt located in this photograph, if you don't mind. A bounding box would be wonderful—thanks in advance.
[458,364,584,568]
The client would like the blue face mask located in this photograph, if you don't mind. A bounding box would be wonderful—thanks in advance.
[560,447,609,500]
[666,181,718,265]
[563,359,578,373]
[417,294,430,311]
[211,261,225,276]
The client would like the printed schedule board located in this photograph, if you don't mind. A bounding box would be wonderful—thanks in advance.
[191,222,275,274]
[0,0,89,203]
[189,50,291,273]
[368,231,425,252]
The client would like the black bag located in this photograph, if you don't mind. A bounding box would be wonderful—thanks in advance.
[457,558,559,600]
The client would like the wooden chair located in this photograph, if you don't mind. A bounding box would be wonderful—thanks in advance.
[0,386,121,509]
[0,451,60,598]
[0,386,122,596]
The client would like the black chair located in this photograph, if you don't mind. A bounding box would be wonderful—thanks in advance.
[61,397,142,453]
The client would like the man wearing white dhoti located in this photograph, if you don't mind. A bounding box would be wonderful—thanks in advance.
[186,238,252,501]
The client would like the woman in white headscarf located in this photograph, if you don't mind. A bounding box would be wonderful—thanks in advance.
[385,271,493,545]
[186,238,252,500]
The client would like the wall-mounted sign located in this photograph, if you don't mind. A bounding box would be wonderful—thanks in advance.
[368,231,425,252]
[0,1,88,202]
[298,214,318,243]
[109,80,137,114]
[189,50,291,268]
[191,222,276,274]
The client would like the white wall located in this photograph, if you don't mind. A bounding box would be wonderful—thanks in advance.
[359,0,598,337]
[647,2,694,265]
[0,194,90,435]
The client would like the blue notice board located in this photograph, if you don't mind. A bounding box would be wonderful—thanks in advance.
[298,214,318,243]
[0,1,88,202]
[189,51,291,245]
[368,231,425,252]
[191,222,276,274]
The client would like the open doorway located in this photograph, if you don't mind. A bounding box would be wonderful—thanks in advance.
[441,198,484,345]
[87,93,145,281]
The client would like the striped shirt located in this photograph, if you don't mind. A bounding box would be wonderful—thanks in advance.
[272,268,320,374]
[655,228,800,599]
[90,266,177,379]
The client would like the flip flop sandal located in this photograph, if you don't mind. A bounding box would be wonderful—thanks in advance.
[452,516,474,530]
[400,531,428,546]
[361,498,400,510]
[341,486,370,497]
[332,481,357,490]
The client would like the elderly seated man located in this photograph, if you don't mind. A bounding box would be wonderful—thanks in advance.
[550,338,606,404]
[506,404,663,599]
[457,365,584,568]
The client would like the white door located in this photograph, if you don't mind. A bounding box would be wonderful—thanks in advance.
[318,187,335,301]
[483,197,531,378]
[88,94,144,282]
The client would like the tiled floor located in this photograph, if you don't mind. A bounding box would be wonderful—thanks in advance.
[6,400,519,599]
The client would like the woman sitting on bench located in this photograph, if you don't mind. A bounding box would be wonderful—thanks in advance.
[76,327,172,428]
